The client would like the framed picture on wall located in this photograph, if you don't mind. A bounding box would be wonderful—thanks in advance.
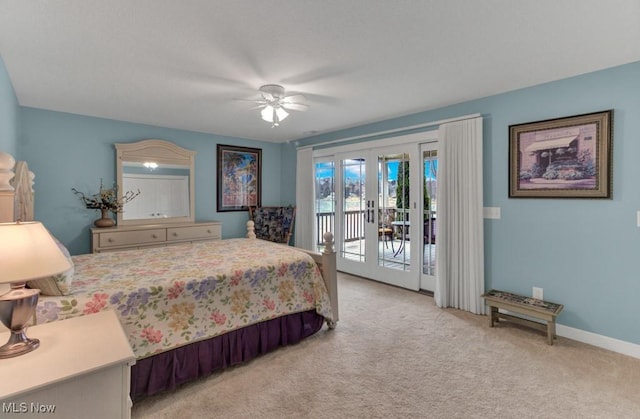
[217,144,262,211]
[509,110,613,198]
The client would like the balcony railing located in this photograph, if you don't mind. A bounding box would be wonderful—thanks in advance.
[316,210,364,244]
[315,210,436,246]
[316,211,335,244]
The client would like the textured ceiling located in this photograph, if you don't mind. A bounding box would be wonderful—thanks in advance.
[1,0,639,143]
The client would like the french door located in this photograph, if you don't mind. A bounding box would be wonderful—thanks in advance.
[332,145,421,290]
[313,130,439,292]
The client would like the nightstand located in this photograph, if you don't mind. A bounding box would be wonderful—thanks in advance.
[0,310,135,419]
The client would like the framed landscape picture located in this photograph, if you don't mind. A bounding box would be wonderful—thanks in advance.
[508,110,613,198]
[217,144,262,211]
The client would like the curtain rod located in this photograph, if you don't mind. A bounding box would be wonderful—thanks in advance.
[295,113,482,149]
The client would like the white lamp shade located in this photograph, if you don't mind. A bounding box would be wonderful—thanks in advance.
[276,107,289,121]
[0,222,71,284]
[260,106,289,123]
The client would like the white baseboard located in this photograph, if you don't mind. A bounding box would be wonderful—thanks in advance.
[556,324,640,359]
[499,308,640,359]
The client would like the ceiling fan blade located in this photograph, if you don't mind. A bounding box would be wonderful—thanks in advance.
[282,102,309,112]
[261,92,274,101]
[233,97,266,103]
[280,66,347,85]
[283,94,306,103]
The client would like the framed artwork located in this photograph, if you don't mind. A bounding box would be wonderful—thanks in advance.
[217,144,262,211]
[509,110,613,198]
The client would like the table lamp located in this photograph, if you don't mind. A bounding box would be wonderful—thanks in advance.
[0,221,71,358]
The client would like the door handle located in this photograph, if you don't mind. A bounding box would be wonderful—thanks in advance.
[365,200,371,223]
[365,200,370,223]
[368,201,375,224]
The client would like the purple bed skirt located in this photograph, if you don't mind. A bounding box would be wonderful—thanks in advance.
[130,309,325,399]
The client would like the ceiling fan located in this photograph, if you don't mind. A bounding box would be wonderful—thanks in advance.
[251,84,309,127]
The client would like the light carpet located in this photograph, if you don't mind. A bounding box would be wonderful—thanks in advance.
[132,273,640,418]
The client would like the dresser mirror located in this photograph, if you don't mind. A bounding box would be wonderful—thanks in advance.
[115,139,196,226]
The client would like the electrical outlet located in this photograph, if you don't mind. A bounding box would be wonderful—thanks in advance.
[483,207,501,219]
[532,287,543,300]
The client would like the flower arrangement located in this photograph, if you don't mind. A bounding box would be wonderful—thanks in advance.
[72,180,140,214]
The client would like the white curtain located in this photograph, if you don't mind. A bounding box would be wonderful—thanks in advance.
[435,117,485,314]
[295,147,315,250]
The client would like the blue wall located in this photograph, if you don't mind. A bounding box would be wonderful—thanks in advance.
[19,109,285,255]
[0,55,19,156]
[8,52,640,345]
[290,61,640,345]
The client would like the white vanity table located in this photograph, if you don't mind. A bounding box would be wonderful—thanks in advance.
[90,139,222,253]
[0,310,135,419]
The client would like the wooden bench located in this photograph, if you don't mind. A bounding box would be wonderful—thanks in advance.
[481,289,564,345]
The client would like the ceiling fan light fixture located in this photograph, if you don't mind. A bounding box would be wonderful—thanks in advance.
[254,84,303,127]
[259,84,285,100]
[261,105,288,126]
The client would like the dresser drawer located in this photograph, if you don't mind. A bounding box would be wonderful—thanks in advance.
[92,222,221,253]
[167,224,221,241]
[99,228,167,248]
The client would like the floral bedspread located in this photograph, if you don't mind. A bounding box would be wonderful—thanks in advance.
[35,239,333,359]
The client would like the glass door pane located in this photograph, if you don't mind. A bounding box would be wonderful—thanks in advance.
[378,153,411,271]
[341,158,366,263]
[422,146,437,291]
[314,160,335,252]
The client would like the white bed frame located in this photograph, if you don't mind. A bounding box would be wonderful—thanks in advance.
[294,233,339,327]
[247,220,338,328]
[0,152,339,328]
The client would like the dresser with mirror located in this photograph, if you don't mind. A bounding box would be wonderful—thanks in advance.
[91,139,221,253]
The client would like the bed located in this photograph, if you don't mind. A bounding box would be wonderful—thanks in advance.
[0,152,338,400]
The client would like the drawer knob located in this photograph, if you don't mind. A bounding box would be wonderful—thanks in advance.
[108,238,113,243]
[173,232,178,237]
[207,229,212,234]
[152,234,157,239]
